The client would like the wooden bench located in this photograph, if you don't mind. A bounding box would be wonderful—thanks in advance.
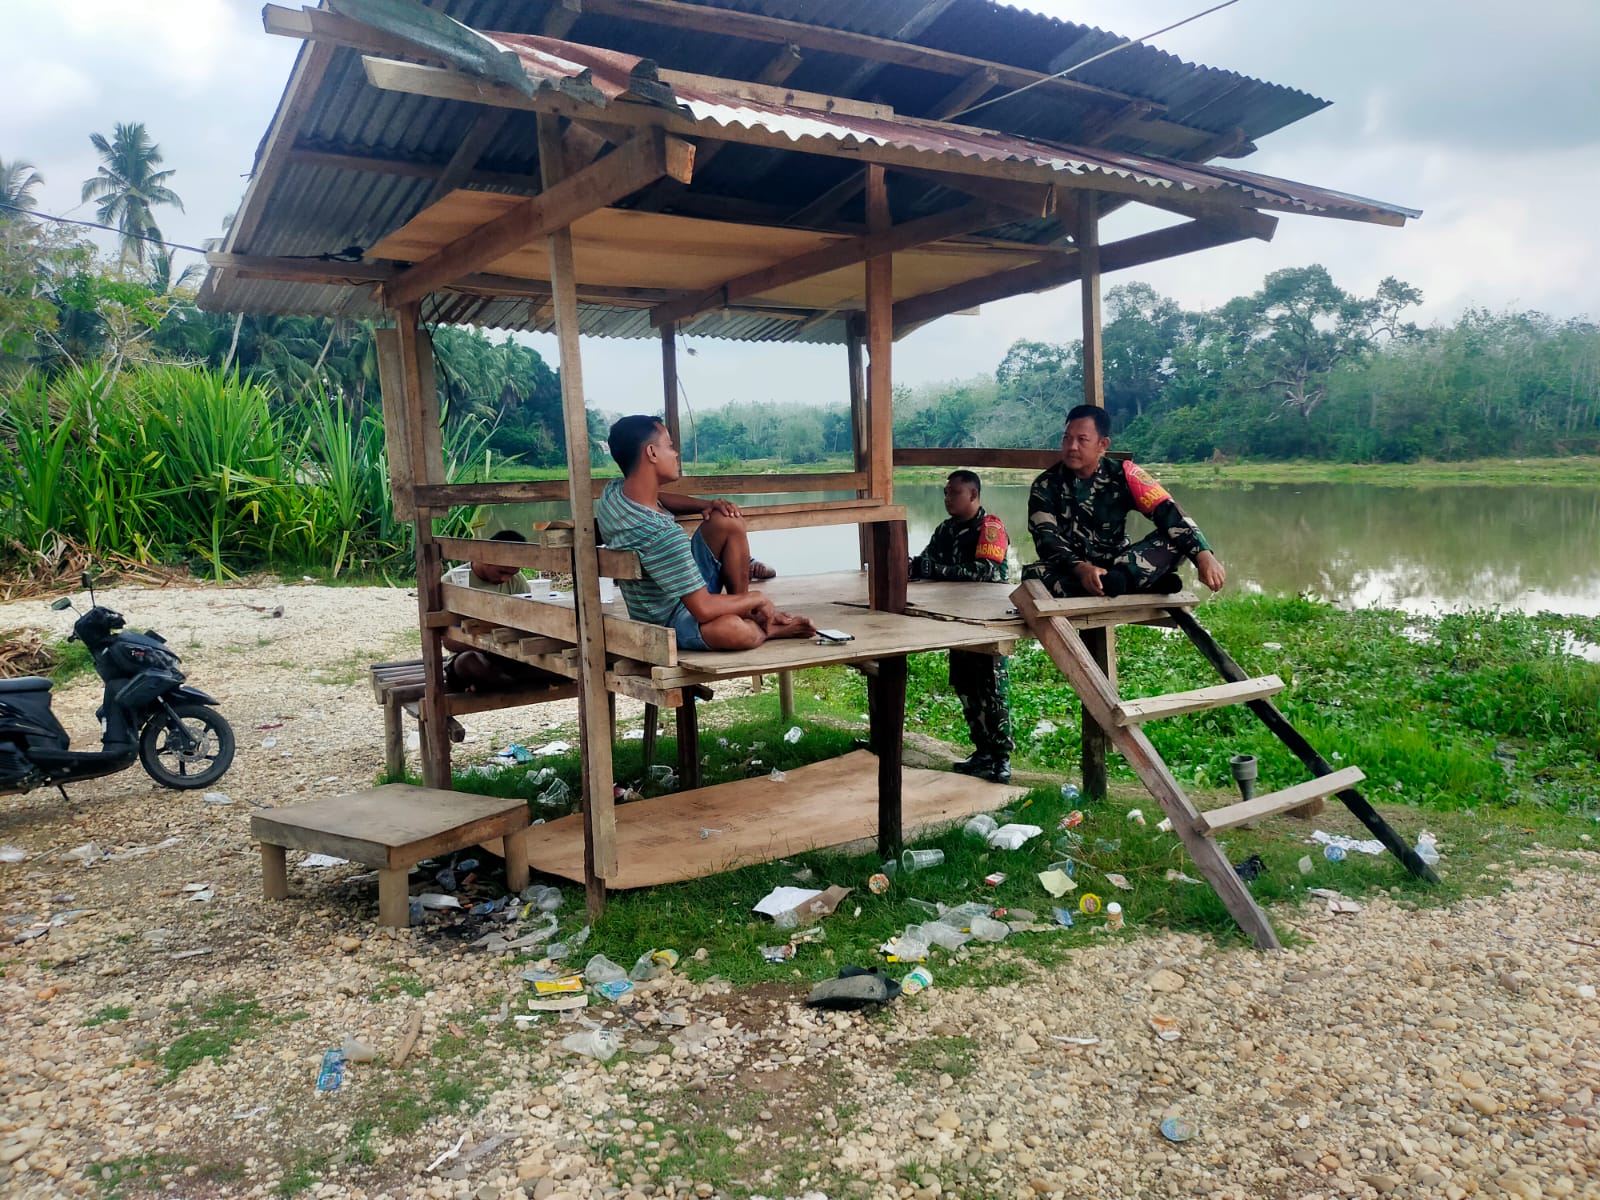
[369,658,578,777]
[252,784,532,927]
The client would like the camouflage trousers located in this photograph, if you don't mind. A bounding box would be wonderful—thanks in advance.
[950,650,1013,759]
[1021,527,1196,597]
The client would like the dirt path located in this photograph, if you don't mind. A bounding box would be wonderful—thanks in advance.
[1,584,1597,1200]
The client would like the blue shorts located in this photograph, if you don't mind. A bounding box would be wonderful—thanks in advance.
[666,528,722,652]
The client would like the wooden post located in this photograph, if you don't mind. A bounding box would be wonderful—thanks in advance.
[260,844,288,901]
[641,702,658,771]
[1076,194,1113,801]
[778,671,795,721]
[862,166,908,858]
[396,304,452,790]
[539,114,617,917]
[847,316,870,571]
[660,323,680,446]
[676,696,700,789]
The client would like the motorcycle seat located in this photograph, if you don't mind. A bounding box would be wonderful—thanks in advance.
[0,677,53,694]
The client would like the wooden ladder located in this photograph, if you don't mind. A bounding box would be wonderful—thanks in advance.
[1011,580,1437,950]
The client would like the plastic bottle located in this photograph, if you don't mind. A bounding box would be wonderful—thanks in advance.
[560,1028,622,1061]
[968,914,1009,943]
[1105,902,1125,931]
[583,953,627,984]
[1061,783,1080,802]
[1415,832,1440,867]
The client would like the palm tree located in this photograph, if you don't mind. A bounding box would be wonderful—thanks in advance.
[0,157,45,218]
[80,123,183,269]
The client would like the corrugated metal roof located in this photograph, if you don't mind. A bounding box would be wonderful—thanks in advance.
[202,0,1414,341]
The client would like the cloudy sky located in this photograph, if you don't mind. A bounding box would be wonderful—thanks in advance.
[6,0,1598,413]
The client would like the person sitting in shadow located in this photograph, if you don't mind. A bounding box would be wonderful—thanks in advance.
[441,529,565,693]
[597,415,814,651]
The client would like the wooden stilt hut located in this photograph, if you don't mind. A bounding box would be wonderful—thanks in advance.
[207,0,1420,942]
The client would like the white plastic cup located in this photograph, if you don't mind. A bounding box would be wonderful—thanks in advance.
[901,848,946,872]
[962,814,998,840]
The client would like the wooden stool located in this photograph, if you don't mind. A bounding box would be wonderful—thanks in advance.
[251,784,532,927]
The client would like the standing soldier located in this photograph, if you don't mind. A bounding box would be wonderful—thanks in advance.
[910,470,1014,783]
[1024,405,1227,598]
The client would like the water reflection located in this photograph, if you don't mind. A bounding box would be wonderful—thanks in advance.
[495,480,1600,616]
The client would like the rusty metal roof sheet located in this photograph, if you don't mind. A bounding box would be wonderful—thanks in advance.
[201,1,1416,341]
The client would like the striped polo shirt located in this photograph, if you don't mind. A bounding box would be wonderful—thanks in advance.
[595,479,705,625]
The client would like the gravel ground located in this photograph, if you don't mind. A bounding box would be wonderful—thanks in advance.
[1,583,1597,1200]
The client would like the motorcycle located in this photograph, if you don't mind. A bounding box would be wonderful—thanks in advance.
[0,574,236,796]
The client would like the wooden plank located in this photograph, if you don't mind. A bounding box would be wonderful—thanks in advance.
[397,306,444,490]
[1026,591,1202,617]
[892,166,1056,220]
[1115,676,1286,726]
[442,581,673,666]
[250,785,530,870]
[650,201,999,328]
[540,112,619,895]
[523,751,1026,888]
[1168,609,1439,880]
[1012,580,1281,950]
[434,535,643,580]
[1195,767,1368,835]
[385,128,693,306]
[423,108,512,208]
[893,447,1060,471]
[665,471,865,495]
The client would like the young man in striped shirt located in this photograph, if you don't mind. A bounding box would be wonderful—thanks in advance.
[597,416,815,651]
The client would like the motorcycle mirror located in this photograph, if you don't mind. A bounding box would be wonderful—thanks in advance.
[50,597,73,611]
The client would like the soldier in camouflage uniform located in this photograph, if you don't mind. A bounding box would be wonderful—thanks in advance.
[909,470,1015,783]
[1023,405,1228,598]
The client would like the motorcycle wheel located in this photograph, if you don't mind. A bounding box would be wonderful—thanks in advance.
[139,704,236,790]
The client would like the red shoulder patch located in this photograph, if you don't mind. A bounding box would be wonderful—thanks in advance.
[1122,460,1172,517]
[976,513,1008,562]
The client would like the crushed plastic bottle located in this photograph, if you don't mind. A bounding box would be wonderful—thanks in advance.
[547,925,590,960]
[968,914,1009,943]
[535,778,572,809]
[1414,831,1441,867]
[520,883,564,913]
[561,1028,622,1061]
[583,954,628,985]
[1060,783,1080,802]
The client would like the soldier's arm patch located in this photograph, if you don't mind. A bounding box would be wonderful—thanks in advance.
[975,514,1008,563]
[1123,460,1172,517]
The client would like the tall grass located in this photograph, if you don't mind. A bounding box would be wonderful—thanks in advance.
[0,364,492,579]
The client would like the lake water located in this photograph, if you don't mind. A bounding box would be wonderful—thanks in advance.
[498,480,1600,616]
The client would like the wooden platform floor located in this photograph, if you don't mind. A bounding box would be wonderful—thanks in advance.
[523,750,1026,888]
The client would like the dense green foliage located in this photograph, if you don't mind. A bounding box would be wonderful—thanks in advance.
[0,365,490,577]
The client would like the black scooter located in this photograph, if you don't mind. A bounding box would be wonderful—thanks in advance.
[0,575,236,796]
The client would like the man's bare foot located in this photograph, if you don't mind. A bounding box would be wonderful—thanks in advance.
[766,612,816,639]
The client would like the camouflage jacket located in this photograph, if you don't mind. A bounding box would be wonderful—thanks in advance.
[1027,458,1211,568]
[911,508,1009,583]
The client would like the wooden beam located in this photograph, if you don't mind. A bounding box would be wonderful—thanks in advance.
[1077,196,1108,800]
[865,166,893,505]
[538,113,619,899]
[785,169,867,229]
[676,499,906,534]
[892,215,1271,334]
[926,66,1000,121]
[891,167,1057,221]
[442,582,673,666]
[542,0,583,38]
[423,109,511,208]
[754,42,804,86]
[1195,767,1368,835]
[655,68,893,120]
[373,328,416,522]
[364,59,1393,227]
[1114,675,1286,726]
[384,128,694,306]
[651,201,998,328]
[576,0,1160,113]
[433,536,643,580]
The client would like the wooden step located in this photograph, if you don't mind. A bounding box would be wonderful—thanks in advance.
[1195,766,1367,835]
[1114,675,1285,726]
[1025,590,1201,618]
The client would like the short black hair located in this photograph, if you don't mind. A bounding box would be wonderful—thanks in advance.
[489,529,527,543]
[946,469,981,494]
[1065,404,1110,438]
[608,414,667,474]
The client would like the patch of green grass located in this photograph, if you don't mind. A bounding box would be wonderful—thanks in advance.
[160,993,266,1082]
[370,972,428,1001]
[894,1034,975,1085]
[358,1006,514,1141]
[274,1150,328,1197]
[84,1004,130,1027]
[91,1154,240,1198]
[347,1118,378,1167]
[48,637,96,686]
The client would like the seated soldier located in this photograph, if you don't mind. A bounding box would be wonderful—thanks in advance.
[1023,404,1227,599]
[441,529,561,692]
[597,415,815,651]
[909,470,1015,783]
